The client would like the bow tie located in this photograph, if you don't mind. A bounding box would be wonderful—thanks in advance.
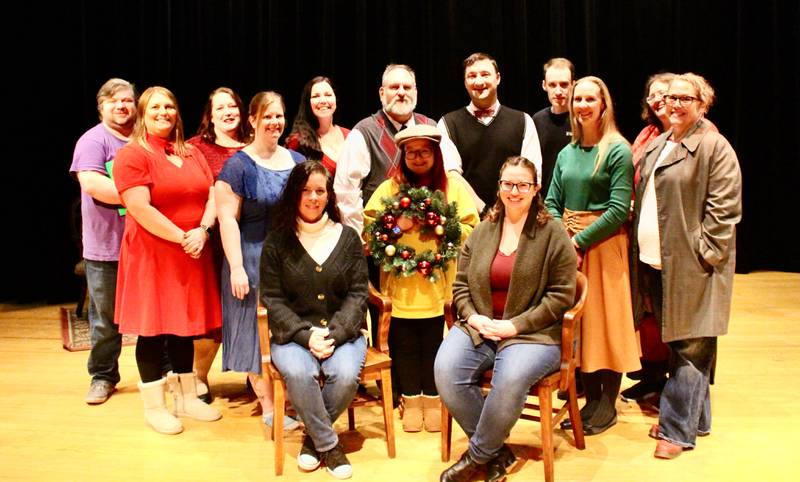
[473,108,495,119]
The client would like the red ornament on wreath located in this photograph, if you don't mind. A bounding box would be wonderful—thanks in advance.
[382,213,396,229]
[401,249,411,260]
[424,198,432,207]
[434,253,443,262]
[416,260,432,276]
[399,196,412,209]
[425,211,440,226]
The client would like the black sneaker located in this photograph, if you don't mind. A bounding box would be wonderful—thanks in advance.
[321,443,352,479]
[297,435,320,471]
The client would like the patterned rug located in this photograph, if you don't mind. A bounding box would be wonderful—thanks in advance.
[59,307,137,352]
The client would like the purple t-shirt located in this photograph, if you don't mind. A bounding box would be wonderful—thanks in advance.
[69,123,127,261]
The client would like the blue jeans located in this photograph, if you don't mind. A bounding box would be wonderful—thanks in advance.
[434,328,561,464]
[658,337,715,448]
[84,260,122,385]
[271,335,367,452]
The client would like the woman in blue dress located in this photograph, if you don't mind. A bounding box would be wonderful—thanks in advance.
[215,91,305,428]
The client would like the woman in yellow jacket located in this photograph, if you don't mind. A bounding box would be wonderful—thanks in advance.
[364,124,479,433]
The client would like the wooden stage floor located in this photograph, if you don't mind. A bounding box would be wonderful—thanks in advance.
[0,271,797,481]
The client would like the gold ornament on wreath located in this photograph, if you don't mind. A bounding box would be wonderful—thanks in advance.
[366,185,461,281]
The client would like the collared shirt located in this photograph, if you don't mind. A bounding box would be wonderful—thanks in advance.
[334,110,460,233]
[437,102,543,184]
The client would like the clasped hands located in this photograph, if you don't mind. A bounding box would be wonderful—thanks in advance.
[467,314,518,341]
[309,328,335,360]
[181,227,209,259]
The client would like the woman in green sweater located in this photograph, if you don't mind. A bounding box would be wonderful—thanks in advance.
[545,76,640,435]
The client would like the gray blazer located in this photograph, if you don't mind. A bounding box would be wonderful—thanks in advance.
[452,212,577,350]
[631,118,742,342]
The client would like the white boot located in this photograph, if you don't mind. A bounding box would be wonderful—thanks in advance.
[139,378,183,435]
[167,371,222,422]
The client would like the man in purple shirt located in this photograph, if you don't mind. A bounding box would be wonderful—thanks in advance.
[69,78,137,404]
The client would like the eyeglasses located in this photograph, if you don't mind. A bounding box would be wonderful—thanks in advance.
[646,93,665,103]
[498,180,534,193]
[405,148,434,160]
[664,94,699,106]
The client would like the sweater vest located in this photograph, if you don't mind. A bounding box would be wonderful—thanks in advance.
[354,110,436,206]
[442,106,525,207]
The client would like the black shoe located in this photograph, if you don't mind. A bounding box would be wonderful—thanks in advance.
[297,435,321,471]
[321,443,352,479]
[485,445,516,482]
[440,451,483,482]
[561,399,597,430]
[583,412,617,436]
[620,378,666,402]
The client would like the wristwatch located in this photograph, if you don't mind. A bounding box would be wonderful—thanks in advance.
[200,224,213,236]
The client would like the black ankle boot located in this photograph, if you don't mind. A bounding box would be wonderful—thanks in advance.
[440,451,483,482]
[485,445,516,482]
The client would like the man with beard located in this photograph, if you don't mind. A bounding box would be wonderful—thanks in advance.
[532,57,574,197]
[69,78,137,404]
[334,63,454,234]
[439,52,542,215]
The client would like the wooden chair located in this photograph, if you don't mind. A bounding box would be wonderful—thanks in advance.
[256,283,396,475]
[440,271,588,482]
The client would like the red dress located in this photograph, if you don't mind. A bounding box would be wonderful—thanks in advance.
[186,135,241,179]
[113,135,222,337]
[285,126,350,176]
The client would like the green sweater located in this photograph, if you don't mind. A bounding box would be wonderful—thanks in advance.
[545,141,633,249]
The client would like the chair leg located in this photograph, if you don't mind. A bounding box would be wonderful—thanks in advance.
[567,380,586,450]
[273,380,285,476]
[539,386,554,482]
[441,404,452,462]
[379,367,396,458]
[347,407,356,431]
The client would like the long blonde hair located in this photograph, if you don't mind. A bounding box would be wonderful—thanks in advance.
[568,76,628,175]
[131,86,188,156]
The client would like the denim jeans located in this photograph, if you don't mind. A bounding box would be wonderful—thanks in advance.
[270,335,367,452]
[434,327,561,464]
[84,260,122,385]
[658,337,716,448]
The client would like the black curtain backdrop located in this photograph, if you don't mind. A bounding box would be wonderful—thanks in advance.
[5,0,798,302]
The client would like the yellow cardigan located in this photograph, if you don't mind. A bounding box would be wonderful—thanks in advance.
[364,173,480,318]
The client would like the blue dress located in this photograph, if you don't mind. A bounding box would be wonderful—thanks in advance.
[217,149,305,373]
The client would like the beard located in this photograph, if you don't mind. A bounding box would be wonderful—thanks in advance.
[382,95,417,119]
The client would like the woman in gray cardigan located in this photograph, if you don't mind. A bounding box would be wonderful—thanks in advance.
[434,156,576,482]
[260,161,368,479]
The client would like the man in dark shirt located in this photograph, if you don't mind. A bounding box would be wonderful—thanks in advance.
[532,57,574,197]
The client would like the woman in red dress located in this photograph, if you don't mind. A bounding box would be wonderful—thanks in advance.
[114,86,222,435]
[285,76,349,176]
[187,87,250,402]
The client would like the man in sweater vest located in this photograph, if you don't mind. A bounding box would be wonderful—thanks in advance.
[532,57,575,197]
[334,64,456,234]
[439,52,542,214]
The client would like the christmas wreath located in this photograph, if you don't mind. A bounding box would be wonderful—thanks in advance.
[366,185,461,281]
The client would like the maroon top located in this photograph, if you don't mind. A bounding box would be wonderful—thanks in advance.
[187,135,242,179]
[490,250,517,319]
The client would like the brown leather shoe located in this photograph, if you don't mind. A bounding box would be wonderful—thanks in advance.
[654,439,683,459]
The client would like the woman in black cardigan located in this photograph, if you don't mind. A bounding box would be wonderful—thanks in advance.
[260,161,368,479]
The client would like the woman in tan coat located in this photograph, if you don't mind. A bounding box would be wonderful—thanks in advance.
[630,73,742,459]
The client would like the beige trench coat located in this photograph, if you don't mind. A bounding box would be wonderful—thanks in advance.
[630,119,742,343]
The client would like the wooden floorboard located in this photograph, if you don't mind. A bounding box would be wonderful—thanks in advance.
[0,271,797,481]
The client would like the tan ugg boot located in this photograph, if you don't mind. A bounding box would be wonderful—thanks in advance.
[139,378,183,435]
[402,395,423,432]
[422,395,442,432]
[167,372,222,422]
